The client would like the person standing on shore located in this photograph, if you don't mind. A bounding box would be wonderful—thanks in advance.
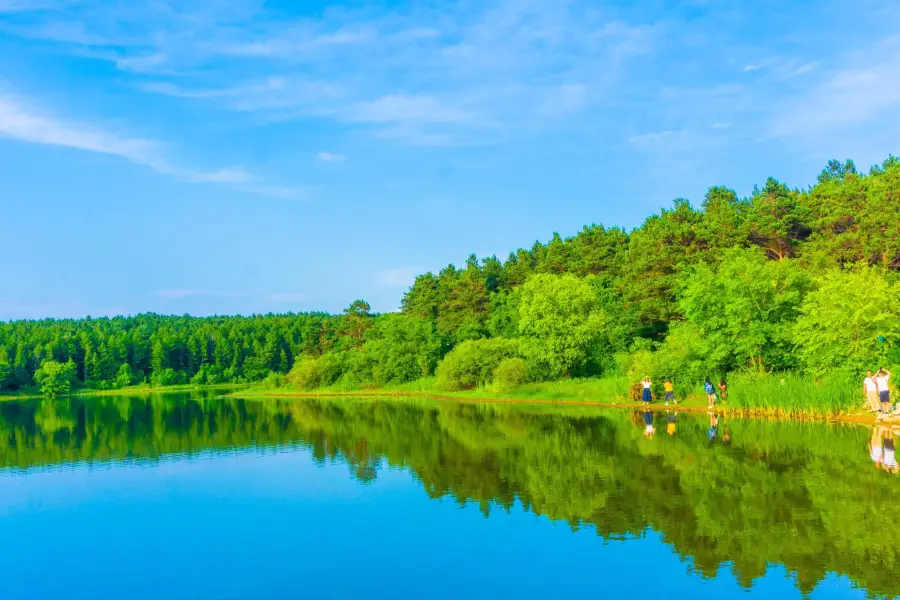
[664,378,676,406]
[718,378,728,403]
[641,376,653,404]
[864,371,880,413]
[876,368,892,417]
[704,377,717,409]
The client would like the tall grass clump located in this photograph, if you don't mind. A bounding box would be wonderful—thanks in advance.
[726,371,858,415]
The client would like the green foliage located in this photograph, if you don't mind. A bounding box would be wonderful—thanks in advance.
[0,347,10,391]
[436,338,520,390]
[151,368,181,387]
[287,353,345,390]
[262,372,287,389]
[33,359,76,398]
[679,248,810,371]
[113,363,134,389]
[365,314,444,384]
[492,357,527,392]
[3,156,900,400]
[794,268,900,373]
[518,274,605,377]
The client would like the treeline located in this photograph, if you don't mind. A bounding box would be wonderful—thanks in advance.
[3,157,900,397]
[0,312,344,393]
[291,157,900,394]
[2,394,897,597]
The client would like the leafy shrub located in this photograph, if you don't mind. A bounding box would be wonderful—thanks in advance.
[493,358,527,392]
[262,372,287,389]
[113,363,133,389]
[287,353,344,390]
[34,360,77,398]
[436,338,520,390]
[150,367,180,387]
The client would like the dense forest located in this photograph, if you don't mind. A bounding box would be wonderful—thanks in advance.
[2,157,899,397]
[2,394,897,597]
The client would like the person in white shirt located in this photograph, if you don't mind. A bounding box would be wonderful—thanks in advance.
[864,371,880,412]
[876,368,892,416]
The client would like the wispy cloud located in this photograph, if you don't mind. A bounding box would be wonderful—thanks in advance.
[317,151,345,163]
[627,129,690,147]
[378,267,421,287]
[156,289,308,304]
[156,290,249,300]
[267,292,307,303]
[0,0,657,146]
[0,91,297,196]
[769,38,900,138]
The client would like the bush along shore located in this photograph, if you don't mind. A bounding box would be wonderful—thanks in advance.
[2,157,899,418]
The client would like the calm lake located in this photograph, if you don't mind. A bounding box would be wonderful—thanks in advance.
[0,390,896,599]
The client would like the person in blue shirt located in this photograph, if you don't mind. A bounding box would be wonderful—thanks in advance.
[704,377,717,409]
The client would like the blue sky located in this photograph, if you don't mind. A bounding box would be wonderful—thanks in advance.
[1,0,899,320]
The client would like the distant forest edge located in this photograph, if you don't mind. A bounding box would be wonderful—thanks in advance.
[2,157,899,402]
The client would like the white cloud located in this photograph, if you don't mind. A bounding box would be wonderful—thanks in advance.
[0,91,297,196]
[317,151,346,163]
[742,63,765,72]
[156,290,249,300]
[1,0,655,146]
[267,293,307,303]
[770,39,900,138]
[347,94,471,125]
[0,0,67,12]
[155,289,308,305]
[0,93,156,163]
[627,129,690,146]
[378,267,421,287]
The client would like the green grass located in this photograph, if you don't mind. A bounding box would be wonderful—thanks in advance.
[725,371,861,416]
[1,382,252,401]
[236,371,885,419]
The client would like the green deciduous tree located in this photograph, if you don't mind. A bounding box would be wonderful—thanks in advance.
[679,248,810,371]
[518,274,605,377]
[34,359,77,398]
[793,268,900,373]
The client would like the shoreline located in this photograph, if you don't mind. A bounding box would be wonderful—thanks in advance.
[4,383,895,425]
[0,383,250,402]
[228,389,899,425]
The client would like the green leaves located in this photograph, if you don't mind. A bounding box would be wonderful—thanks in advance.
[793,268,900,373]
[518,274,606,377]
[678,248,810,372]
[33,359,77,398]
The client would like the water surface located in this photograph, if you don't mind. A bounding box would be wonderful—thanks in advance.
[1,391,896,599]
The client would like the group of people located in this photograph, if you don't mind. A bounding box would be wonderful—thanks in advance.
[863,369,895,419]
[639,376,727,410]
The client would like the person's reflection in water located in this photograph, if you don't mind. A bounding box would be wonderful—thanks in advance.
[707,412,718,442]
[643,411,655,438]
[871,426,885,469]
[666,410,677,436]
[722,424,731,444]
[883,428,898,474]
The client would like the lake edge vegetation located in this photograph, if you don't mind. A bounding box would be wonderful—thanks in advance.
[3,156,899,414]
